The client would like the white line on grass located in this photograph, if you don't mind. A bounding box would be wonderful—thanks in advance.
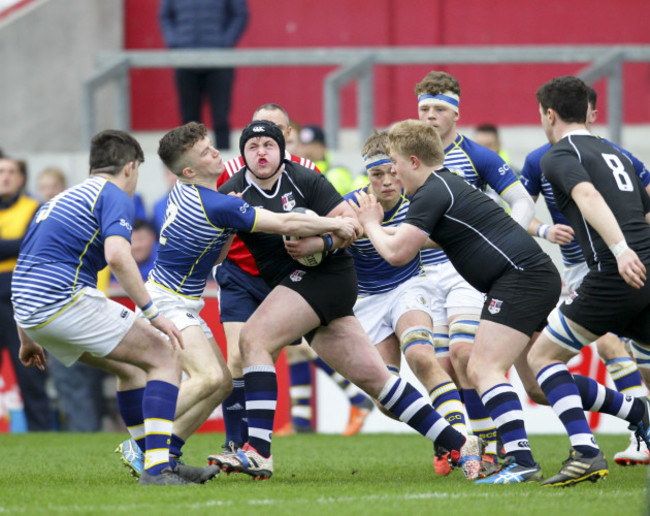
[0,489,642,514]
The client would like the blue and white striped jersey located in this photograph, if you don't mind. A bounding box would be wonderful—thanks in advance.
[345,188,423,295]
[421,134,521,267]
[148,180,258,298]
[521,139,650,268]
[12,177,134,327]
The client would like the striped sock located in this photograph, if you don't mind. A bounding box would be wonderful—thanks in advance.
[482,383,535,467]
[244,365,277,458]
[573,374,645,424]
[606,357,646,397]
[222,377,247,445]
[313,357,370,407]
[378,376,464,452]
[430,382,467,435]
[142,380,178,475]
[537,364,599,458]
[116,387,145,452]
[288,361,313,431]
[462,388,498,455]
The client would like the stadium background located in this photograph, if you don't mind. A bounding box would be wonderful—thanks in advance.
[0,0,648,435]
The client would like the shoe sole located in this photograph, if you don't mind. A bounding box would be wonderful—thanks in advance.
[209,456,272,480]
[541,469,608,487]
[614,457,650,466]
[115,445,141,479]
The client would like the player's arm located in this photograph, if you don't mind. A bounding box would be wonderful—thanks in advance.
[105,236,184,349]
[350,191,426,266]
[16,326,46,371]
[528,215,575,245]
[570,182,646,288]
[252,206,357,242]
[499,182,536,229]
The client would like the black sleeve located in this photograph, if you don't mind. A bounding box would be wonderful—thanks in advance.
[403,178,450,236]
[542,145,591,196]
[296,166,344,216]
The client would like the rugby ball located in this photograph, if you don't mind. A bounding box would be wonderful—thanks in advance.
[283,207,326,267]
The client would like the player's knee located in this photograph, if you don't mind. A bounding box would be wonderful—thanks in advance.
[400,327,435,376]
[596,333,627,361]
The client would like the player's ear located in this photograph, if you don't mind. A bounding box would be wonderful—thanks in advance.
[410,155,420,169]
[181,166,195,179]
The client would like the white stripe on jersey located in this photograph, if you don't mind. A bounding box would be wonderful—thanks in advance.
[148,181,234,298]
[350,194,423,295]
[12,177,108,326]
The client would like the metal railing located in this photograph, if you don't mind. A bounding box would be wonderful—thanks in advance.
[83,45,650,149]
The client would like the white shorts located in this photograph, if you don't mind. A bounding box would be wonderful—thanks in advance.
[563,261,589,294]
[354,275,434,345]
[143,282,214,340]
[19,287,136,367]
[424,261,485,325]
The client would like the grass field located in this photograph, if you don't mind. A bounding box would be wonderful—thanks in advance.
[1,433,648,515]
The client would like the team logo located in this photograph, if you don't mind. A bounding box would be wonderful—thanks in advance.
[119,219,133,231]
[488,298,503,315]
[252,125,265,133]
[290,270,306,282]
[517,440,531,449]
[281,192,296,211]
[239,202,250,213]
[120,309,128,319]
[565,291,578,305]
[186,312,195,319]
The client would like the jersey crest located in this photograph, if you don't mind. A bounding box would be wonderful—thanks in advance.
[290,269,306,282]
[281,192,296,211]
[488,298,503,315]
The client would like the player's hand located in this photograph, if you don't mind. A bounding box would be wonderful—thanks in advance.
[616,248,646,289]
[349,191,383,227]
[151,315,185,350]
[284,236,322,259]
[227,191,243,198]
[547,224,575,245]
[333,217,360,244]
[18,341,46,371]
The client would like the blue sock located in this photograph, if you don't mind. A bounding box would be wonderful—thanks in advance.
[482,383,535,467]
[429,382,466,433]
[462,388,498,454]
[170,434,185,459]
[288,361,313,430]
[244,365,277,458]
[222,377,246,445]
[116,387,145,452]
[573,373,645,424]
[537,364,599,458]
[378,376,464,452]
[142,380,178,475]
[606,357,646,396]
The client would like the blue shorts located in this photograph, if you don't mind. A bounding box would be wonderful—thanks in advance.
[215,258,270,323]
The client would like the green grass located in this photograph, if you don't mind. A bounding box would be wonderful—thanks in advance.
[0,433,647,515]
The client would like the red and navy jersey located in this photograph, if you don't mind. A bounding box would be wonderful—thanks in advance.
[217,152,319,275]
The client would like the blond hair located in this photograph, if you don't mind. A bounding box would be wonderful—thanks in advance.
[388,120,444,167]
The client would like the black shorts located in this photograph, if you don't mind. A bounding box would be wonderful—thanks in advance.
[278,252,357,334]
[481,261,561,337]
[560,267,650,344]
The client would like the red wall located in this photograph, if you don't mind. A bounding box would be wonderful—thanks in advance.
[126,0,650,132]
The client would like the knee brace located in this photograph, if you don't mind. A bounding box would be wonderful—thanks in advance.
[543,307,592,353]
[449,316,480,347]
[399,326,435,354]
[432,326,449,358]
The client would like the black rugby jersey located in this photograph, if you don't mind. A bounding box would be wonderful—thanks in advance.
[404,168,551,293]
[219,161,347,286]
[542,132,650,271]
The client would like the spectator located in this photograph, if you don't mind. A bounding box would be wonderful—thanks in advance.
[36,167,66,203]
[474,123,518,173]
[299,124,353,195]
[0,157,52,431]
[131,219,158,281]
[159,0,249,150]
